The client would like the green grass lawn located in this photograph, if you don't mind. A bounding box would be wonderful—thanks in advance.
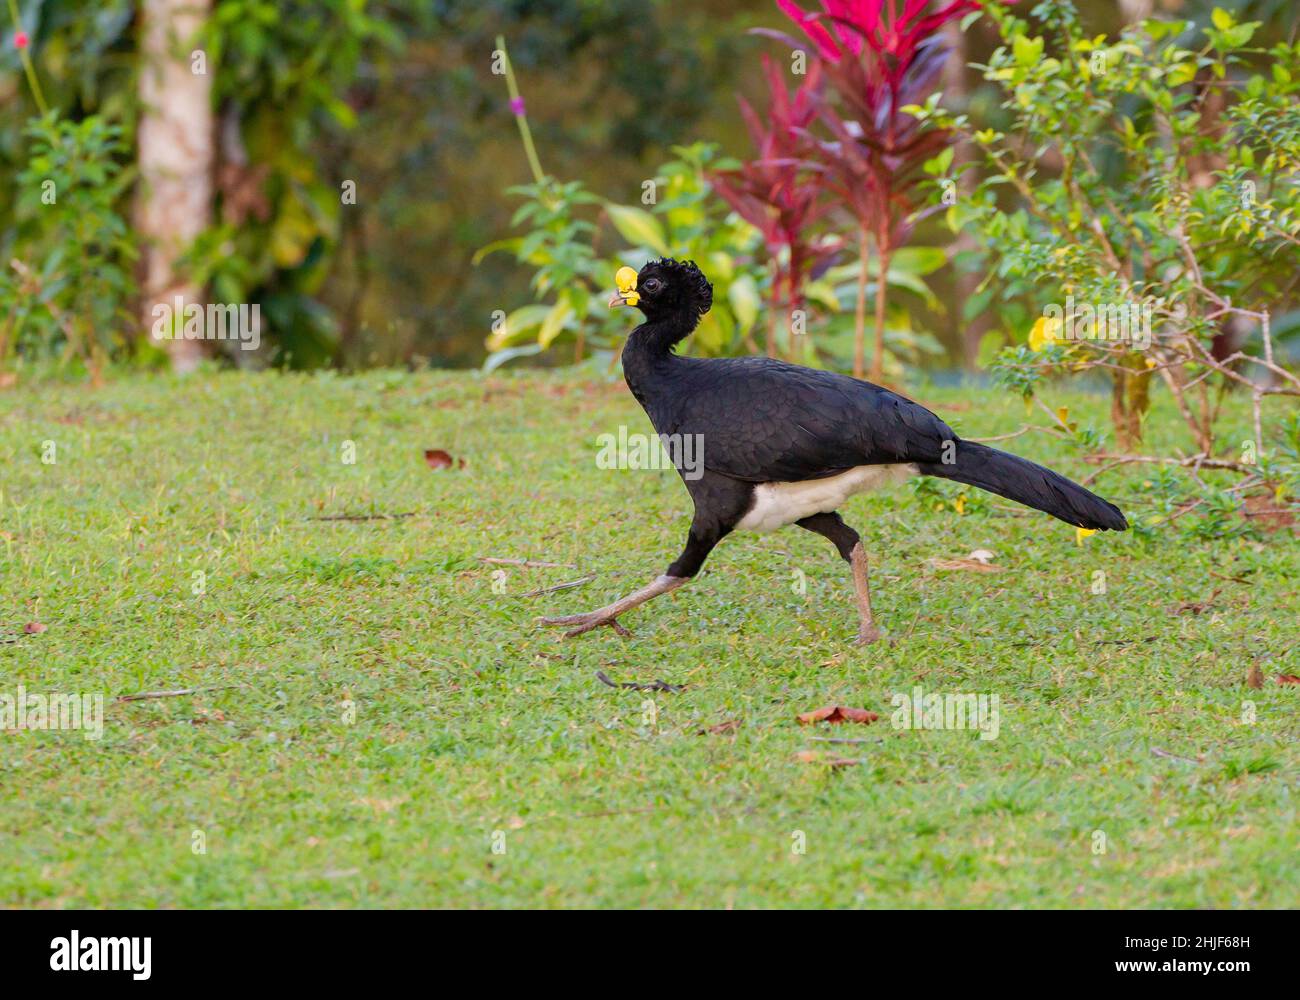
[1,368,1296,908]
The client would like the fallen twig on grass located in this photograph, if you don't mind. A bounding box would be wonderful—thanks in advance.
[966,424,1033,443]
[116,685,237,703]
[966,423,1069,444]
[1080,452,1251,487]
[1011,635,1158,648]
[479,557,576,569]
[522,574,595,598]
[308,512,415,522]
[595,670,684,693]
[1172,588,1223,615]
[1151,747,1203,765]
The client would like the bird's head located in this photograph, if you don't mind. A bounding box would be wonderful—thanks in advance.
[609,258,713,327]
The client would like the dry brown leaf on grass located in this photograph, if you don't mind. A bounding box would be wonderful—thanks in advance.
[1247,663,1264,689]
[929,558,1005,573]
[1172,588,1222,615]
[796,705,879,725]
[699,719,740,735]
[1277,674,1300,686]
[423,448,465,470]
[793,750,862,768]
[23,622,47,635]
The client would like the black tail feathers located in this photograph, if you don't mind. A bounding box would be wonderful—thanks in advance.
[917,440,1128,531]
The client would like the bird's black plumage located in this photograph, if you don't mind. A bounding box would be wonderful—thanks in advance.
[542,258,1126,643]
[638,355,956,481]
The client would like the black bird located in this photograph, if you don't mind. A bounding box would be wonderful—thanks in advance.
[542,258,1127,644]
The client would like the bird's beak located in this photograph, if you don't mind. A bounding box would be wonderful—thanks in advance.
[610,266,639,308]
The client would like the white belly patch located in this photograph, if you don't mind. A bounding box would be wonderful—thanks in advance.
[736,464,918,533]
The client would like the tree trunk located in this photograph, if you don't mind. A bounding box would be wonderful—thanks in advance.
[942,19,987,370]
[136,0,214,373]
[1110,355,1152,450]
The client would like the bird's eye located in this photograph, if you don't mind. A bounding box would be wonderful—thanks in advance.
[643,278,662,293]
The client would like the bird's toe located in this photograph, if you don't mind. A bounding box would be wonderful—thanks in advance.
[539,613,587,627]
[540,611,631,638]
[855,626,882,646]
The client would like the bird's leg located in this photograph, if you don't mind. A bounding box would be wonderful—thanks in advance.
[539,574,687,637]
[795,512,881,646]
[539,523,722,638]
[848,542,880,646]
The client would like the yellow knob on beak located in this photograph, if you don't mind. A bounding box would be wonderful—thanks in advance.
[610,265,640,307]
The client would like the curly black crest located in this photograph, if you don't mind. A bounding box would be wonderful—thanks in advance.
[637,258,713,323]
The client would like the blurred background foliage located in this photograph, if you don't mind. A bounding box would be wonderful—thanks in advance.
[0,0,1296,374]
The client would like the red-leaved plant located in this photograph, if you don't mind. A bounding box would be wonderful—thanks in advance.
[758,0,991,380]
[709,55,841,361]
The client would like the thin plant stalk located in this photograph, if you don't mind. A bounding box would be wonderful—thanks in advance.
[853,229,868,379]
[767,260,779,358]
[496,35,544,186]
[870,223,891,384]
[5,0,49,115]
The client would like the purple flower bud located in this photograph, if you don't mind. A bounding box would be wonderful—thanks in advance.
[509,96,526,117]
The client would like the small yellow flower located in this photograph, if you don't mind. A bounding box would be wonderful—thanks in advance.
[954,494,967,515]
[1076,527,1097,545]
[1028,315,1063,352]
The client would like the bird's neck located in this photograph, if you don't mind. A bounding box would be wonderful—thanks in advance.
[620,317,693,413]
[623,314,694,363]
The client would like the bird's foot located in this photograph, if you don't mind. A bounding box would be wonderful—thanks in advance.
[539,610,632,638]
[855,625,882,646]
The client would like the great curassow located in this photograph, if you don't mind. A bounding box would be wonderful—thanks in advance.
[541,259,1127,645]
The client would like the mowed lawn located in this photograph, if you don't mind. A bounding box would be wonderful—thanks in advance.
[0,368,1296,908]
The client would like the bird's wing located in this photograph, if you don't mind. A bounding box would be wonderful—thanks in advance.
[656,358,957,483]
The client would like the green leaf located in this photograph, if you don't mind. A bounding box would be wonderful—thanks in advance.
[891,247,948,276]
[727,274,761,333]
[693,310,728,353]
[804,280,840,313]
[1210,7,1233,31]
[1013,35,1043,68]
[482,344,543,373]
[486,304,552,350]
[538,299,575,348]
[604,203,670,256]
[924,147,954,176]
[472,238,522,266]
